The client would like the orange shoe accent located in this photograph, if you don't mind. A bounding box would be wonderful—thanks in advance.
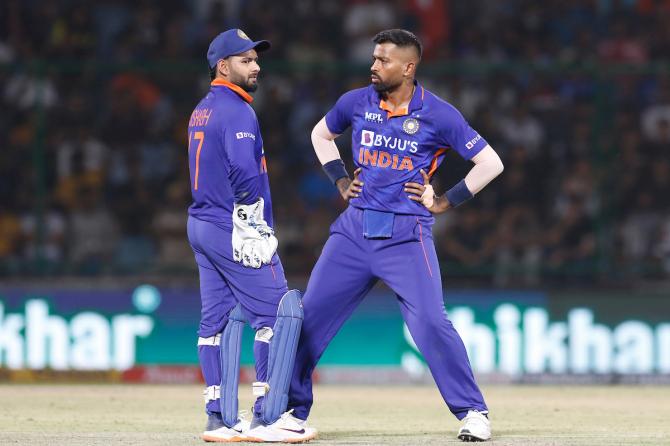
[201,433,244,442]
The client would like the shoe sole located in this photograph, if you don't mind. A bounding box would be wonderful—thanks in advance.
[283,431,318,444]
[457,433,489,442]
[202,433,245,442]
[243,432,318,443]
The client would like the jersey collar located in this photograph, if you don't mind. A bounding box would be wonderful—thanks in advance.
[211,78,254,103]
[378,80,424,118]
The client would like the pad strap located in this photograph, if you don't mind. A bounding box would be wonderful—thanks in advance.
[255,327,274,343]
[197,334,221,346]
[252,381,270,396]
[203,385,220,402]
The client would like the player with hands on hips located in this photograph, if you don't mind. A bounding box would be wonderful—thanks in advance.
[186,28,315,443]
[287,29,503,442]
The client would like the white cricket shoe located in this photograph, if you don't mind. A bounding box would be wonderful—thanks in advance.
[245,410,317,443]
[457,410,491,442]
[202,416,250,442]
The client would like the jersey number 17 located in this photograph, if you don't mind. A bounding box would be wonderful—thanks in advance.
[188,131,205,190]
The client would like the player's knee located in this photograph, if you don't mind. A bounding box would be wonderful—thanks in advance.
[199,309,230,338]
[198,324,223,338]
[198,320,226,339]
[419,307,450,331]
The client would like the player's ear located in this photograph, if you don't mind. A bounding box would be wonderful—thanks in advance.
[404,61,416,78]
[217,59,229,77]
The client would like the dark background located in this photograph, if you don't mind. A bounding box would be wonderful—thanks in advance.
[1,0,669,289]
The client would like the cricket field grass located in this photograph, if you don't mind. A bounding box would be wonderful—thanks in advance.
[0,384,668,445]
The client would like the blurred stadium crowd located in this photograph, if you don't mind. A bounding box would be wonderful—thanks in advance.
[1,0,669,285]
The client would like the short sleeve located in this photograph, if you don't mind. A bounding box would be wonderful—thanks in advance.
[437,103,488,160]
[324,89,362,134]
[223,106,262,203]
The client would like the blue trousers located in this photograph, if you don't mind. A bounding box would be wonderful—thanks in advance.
[188,216,288,415]
[287,206,487,420]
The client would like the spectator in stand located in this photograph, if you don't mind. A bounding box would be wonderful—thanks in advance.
[68,185,119,274]
[544,196,597,279]
[441,208,497,278]
[0,0,668,283]
[19,200,67,274]
[152,181,194,271]
[0,203,21,274]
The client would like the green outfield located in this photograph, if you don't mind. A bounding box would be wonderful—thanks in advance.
[0,384,668,445]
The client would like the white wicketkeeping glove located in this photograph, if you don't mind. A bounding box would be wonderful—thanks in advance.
[232,198,278,268]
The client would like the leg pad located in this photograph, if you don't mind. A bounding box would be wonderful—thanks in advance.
[261,290,304,424]
[220,304,246,427]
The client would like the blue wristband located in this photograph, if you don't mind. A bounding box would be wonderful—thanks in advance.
[323,159,349,184]
[445,179,474,208]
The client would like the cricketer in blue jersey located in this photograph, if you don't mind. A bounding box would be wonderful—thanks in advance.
[287,29,504,442]
[187,28,314,443]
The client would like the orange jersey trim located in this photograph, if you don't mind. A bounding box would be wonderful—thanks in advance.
[378,85,424,118]
[211,79,253,103]
[379,99,408,118]
[427,148,448,177]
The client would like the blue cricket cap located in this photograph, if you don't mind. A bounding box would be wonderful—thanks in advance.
[207,29,270,68]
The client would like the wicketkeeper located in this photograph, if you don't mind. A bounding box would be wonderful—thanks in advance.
[186,29,316,443]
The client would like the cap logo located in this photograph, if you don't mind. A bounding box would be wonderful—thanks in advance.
[237,29,251,40]
[402,118,419,135]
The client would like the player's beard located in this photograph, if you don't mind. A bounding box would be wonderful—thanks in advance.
[371,76,401,94]
[243,77,258,92]
[230,70,258,92]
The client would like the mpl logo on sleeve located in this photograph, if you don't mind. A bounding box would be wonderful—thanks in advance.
[365,112,384,124]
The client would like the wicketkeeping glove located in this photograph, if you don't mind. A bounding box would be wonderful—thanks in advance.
[232,198,278,268]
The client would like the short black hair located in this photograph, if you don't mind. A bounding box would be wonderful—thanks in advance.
[209,65,216,81]
[373,29,422,59]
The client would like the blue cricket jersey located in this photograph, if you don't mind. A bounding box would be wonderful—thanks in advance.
[187,79,273,231]
[325,81,488,217]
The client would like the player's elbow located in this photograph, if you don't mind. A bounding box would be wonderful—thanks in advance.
[310,125,322,145]
[486,145,504,178]
[493,157,504,177]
